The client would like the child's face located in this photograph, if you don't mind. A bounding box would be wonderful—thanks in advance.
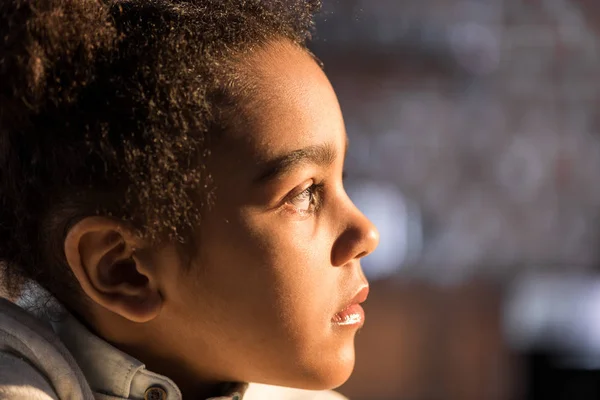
[161,40,379,390]
[78,40,379,392]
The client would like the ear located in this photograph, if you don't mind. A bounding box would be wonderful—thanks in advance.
[64,217,162,323]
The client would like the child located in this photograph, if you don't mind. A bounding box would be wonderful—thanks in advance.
[0,0,379,399]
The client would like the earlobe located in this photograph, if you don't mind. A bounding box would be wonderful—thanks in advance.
[64,217,163,323]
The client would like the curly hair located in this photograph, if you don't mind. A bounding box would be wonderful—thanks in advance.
[0,0,321,304]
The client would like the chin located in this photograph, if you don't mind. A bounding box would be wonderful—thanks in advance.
[249,332,358,391]
[315,364,355,390]
[284,344,357,391]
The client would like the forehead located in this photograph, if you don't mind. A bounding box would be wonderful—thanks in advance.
[228,40,346,159]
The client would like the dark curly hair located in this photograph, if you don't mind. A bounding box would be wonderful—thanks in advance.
[0,0,321,305]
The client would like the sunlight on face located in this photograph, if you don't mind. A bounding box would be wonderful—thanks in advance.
[162,40,380,390]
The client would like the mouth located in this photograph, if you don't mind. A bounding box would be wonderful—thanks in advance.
[331,285,369,327]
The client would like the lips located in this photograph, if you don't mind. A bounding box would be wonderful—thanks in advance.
[332,285,369,327]
[349,286,369,305]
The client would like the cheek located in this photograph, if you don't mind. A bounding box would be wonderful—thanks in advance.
[194,210,337,332]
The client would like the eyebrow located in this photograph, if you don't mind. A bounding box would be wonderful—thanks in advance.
[253,137,349,184]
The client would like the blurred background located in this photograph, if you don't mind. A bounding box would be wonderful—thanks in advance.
[308,0,600,399]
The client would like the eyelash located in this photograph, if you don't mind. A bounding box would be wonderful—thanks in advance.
[288,183,324,215]
[284,171,347,216]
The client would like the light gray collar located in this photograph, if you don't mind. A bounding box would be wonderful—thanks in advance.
[18,285,247,400]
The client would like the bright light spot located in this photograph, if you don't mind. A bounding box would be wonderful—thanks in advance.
[346,181,422,280]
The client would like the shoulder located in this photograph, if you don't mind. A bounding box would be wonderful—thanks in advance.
[0,352,58,399]
[0,297,57,399]
[0,297,90,399]
[244,383,349,400]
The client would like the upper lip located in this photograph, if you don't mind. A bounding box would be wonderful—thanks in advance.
[352,285,369,305]
[337,285,369,312]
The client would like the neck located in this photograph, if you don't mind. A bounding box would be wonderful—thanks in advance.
[121,340,233,399]
[85,309,236,399]
[179,381,236,399]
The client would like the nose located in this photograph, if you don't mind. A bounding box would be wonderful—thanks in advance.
[331,200,380,267]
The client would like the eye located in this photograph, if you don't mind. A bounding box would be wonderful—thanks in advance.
[287,183,322,215]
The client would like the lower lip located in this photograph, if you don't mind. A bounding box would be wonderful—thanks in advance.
[332,303,365,327]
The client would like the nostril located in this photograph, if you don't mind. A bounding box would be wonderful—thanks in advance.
[355,250,368,259]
